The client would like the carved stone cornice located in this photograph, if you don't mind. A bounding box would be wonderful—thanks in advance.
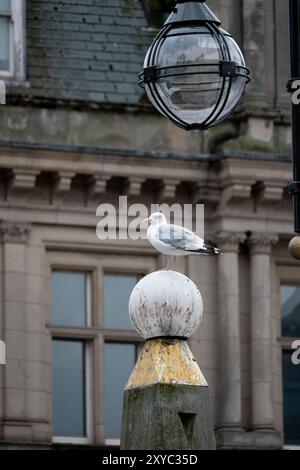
[126,177,145,197]
[207,231,246,253]
[87,174,111,203]
[218,183,252,211]
[157,179,180,201]
[11,169,39,190]
[248,233,279,255]
[0,221,31,244]
[253,182,284,207]
[50,171,76,204]
[53,172,75,194]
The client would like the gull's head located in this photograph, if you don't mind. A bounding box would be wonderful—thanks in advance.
[143,212,167,226]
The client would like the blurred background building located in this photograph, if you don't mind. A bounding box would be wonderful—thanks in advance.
[0,0,299,449]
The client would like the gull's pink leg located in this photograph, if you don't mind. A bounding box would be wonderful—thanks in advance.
[166,256,170,270]
[173,256,177,270]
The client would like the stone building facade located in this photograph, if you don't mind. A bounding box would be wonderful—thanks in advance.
[0,0,299,449]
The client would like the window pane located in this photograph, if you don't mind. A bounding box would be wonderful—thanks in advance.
[104,273,140,330]
[282,350,300,445]
[0,0,11,13]
[51,271,88,327]
[0,17,9,71]
[104,343,136,439]
[52,340,86,438]
[281,285,300,337]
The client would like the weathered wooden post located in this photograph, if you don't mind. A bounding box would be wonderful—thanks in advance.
[121,270,215,450]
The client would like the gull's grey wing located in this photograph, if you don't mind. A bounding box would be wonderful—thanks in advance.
[156,224,204,250]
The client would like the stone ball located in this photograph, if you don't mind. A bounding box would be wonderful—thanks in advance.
[289,236,300,260]
[129,270,203,339]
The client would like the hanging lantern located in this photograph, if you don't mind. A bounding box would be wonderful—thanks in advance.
[139,0,250,131]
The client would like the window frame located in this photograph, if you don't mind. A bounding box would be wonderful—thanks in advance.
[102,270,143,334]
[47,251,157,446]
[0,0,26,80]
[101,269,145,445]
[277,265,300,449]
[50,271,93,445]
[51,270,92,328]
[103,340,140,446]
[52,338,93,445]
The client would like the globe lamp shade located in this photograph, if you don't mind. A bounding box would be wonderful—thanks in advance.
[140,1,250,131]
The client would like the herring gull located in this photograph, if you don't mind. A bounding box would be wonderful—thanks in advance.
[143,212,221,269]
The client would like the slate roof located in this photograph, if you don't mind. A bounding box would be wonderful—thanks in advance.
[22,0,154,105]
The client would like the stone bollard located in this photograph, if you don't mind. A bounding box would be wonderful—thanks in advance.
[121,270,216,450]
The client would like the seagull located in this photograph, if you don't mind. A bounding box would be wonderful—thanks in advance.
[143,212,221,269]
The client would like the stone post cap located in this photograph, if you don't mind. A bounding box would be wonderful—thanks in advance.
[129,270,203,340]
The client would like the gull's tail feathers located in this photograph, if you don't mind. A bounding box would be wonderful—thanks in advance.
[204,244,223,255]
[187,244,223,255]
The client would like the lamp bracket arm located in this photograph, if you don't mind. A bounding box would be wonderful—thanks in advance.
[219,61,237,78]
[143,66,158,84]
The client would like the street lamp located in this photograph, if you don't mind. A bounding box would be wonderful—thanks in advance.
[288,0,300,260]
[140,0,250,130]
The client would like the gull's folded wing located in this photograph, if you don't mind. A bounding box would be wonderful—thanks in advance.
[156,224,204,250]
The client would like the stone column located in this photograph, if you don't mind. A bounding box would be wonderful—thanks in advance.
[214,232,245,430]
[0,222,31,442]
[242,0,270,109]
[249,234,278,431]
[0,235,3,433]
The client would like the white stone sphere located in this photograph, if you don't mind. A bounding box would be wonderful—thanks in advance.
[129,270,203,339]
[289,236,300,260]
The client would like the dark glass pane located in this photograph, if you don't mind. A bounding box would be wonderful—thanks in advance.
[104,343,136,439]
[104,274,139,330]
[281,285,300,337]
[51,272,87,327]
[52,340,86,437]
[0,17,9,71]
[282,350,300,445]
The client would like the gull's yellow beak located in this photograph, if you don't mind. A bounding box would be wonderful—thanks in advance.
[143,217,149,224]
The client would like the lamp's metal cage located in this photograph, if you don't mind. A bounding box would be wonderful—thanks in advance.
[139,1,250,131]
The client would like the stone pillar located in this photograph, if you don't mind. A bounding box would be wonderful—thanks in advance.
[121,270,215,450]
[25,240,52,444]
[214,232,245,430]
[0,222,31,442]
[0,235,3,435]
[249,234,278,431]
[242,0,270,109]
[0,222,50,445]
[239,0,277,151]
